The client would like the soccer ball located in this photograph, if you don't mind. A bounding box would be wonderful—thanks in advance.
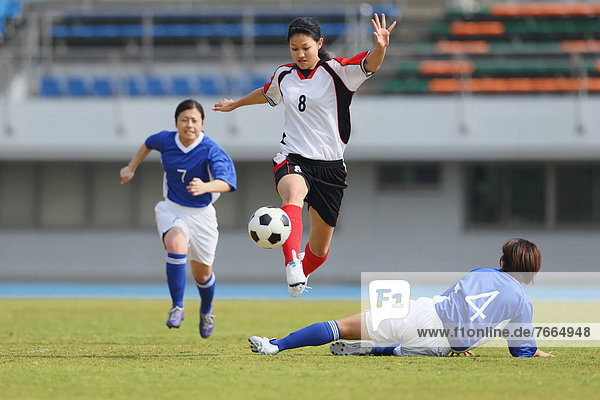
[248,206,291,249]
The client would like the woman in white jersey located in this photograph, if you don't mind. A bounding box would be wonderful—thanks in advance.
[120,99,237,337]
[213,14,396,297]
[248,239,554,358]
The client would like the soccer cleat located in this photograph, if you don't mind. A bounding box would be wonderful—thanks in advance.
[286,250,307,298]
[248,336,279,355]
[199,311,214,338]
[166,306,185,328]
[330,341,375,356]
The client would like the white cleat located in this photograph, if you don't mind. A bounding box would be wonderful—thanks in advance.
[248,336,280,355]
[286,250,307,298]
[330,341,375,356]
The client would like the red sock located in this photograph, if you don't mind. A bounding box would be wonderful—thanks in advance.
[302,243,329,276]
[281,204,303,265]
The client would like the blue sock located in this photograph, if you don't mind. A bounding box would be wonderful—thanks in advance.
[196,273,215,314]
[271,321,340,352]
[166,253,187,308]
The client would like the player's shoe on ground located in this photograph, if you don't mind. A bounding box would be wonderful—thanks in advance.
[166,306,185,328]
[199,311,214,338]
[248,336,279,355]
[330,341,375,356]
[286,250,307,298]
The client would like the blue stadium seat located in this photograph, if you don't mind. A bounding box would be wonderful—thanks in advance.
[244,75,269,93]
[66,76,88,96]
[172,76,193,96]
[39,75,62,97]
[92,77,113,96]
[122,77,144,96]
[146,76,167,96]
[198,76,220,96]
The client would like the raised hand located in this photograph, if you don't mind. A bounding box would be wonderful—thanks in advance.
[371,13,396,48]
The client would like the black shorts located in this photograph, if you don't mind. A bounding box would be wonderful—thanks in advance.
[273,153,348,227]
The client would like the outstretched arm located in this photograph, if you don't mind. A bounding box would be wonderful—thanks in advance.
[364,13,397,73]
[120,144,151,184]
[212,88,268,113]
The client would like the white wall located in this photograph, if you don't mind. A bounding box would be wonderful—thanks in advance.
[1,96,600,161]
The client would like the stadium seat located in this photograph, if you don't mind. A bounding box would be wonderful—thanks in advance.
[146,76,167,96]
[39,75,62,97]
[122,77,144,96]
[172,76,193,96]
[66,77,88,96]
[198,76,220,96]
[92,77,113,97]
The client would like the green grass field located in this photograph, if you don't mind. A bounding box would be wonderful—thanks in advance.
[1,299,599,400]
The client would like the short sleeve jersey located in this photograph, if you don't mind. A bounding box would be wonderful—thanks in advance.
[145,131,237,208]
[434,268,538,357]
[263,52,372,161]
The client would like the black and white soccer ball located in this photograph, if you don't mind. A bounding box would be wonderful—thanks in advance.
[248,206,291,249]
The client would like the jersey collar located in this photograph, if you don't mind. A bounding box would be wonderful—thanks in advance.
[175,131,205,153]
[293,58,328,80]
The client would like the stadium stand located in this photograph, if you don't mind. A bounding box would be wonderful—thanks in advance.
[34,3,398,97]
[382,2,600,94]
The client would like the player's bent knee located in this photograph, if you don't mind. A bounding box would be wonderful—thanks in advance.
[163,228,188,254]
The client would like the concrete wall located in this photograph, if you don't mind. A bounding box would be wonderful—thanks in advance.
[1,95,599,283]
[1,162,598,284]
[1,95,600,161]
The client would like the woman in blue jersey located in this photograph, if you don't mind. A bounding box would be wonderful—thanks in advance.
[248,238,554,357]
[213,14,396,298]
[120,99,237,338]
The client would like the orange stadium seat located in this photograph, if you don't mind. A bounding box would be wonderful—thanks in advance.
[450,21,504,36]
[435,41,490,54]
[419,60,475,75]
[560,40,600,53]
[492,3,600,17]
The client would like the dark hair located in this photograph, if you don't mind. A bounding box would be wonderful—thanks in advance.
[287,17,329,61]
[499,238,541,284]
[174,99,204,121]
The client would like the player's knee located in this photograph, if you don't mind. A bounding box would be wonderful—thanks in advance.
[280,188,305,205]
[164,228,188,254]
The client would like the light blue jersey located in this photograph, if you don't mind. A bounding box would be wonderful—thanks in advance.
[145,131,237,208]
[434,268,537,357]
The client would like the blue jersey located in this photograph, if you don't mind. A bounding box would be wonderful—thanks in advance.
[434,268,537,357]
[145,131,237,208]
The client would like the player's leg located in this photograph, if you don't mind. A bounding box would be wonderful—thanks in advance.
[277,173,309,296]
[163,227,188,328]
[187,204,218,338]
[277,173,308,264]
[330,313,398,356]
[191,261,215,338]
[249,313,362,356]
[303,208,334,276]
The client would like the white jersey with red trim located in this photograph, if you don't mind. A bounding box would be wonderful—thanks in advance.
[263,52,372,161]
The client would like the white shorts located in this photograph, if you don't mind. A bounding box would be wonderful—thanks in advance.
[365,296,452,357]
[154,199,219,266]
